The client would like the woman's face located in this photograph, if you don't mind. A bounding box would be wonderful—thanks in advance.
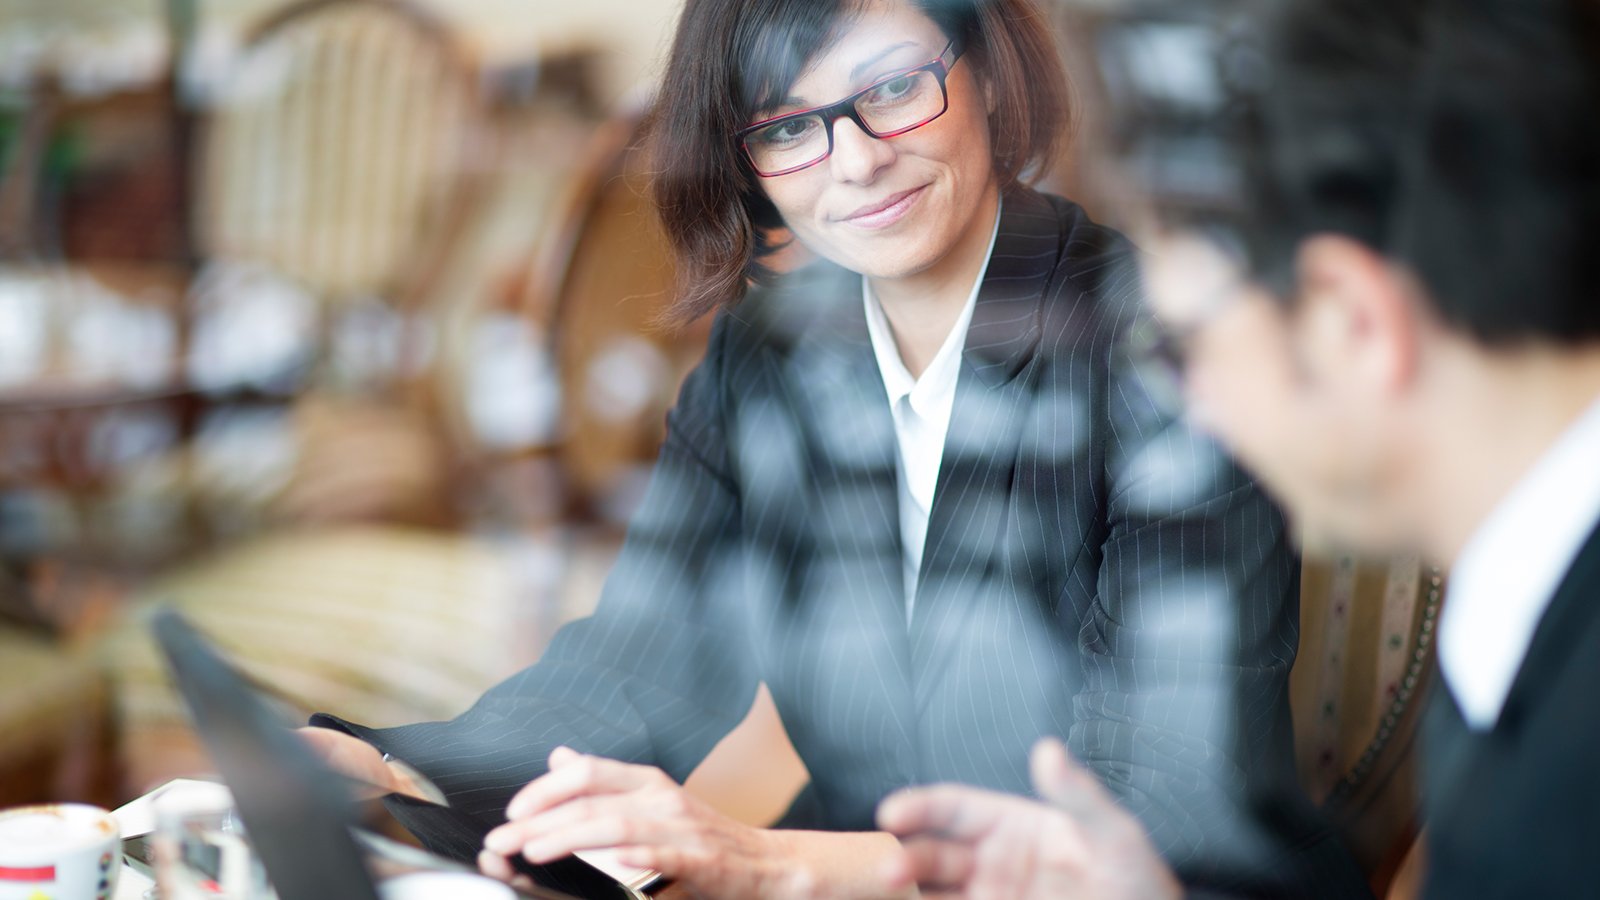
[749,0,998,283]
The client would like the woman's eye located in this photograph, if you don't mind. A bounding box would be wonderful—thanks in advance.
[756,117,819,147]
[865,74,918,105]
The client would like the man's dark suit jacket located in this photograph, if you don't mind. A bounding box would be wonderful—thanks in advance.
[314,189,1368,897]
[1422,520,1600,899]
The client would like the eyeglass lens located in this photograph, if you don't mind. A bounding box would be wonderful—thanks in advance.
[744,68,946,174]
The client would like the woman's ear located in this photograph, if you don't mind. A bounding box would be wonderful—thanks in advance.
[1293,234,1421,395]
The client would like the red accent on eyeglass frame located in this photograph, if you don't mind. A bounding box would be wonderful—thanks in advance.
[737,40,963,177]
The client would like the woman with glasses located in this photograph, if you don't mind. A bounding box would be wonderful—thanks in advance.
[303,0,1368,896]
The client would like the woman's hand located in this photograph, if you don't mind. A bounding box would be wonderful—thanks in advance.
[875,738,1181,900]
[295,726,400,798]
[479,747,899,900]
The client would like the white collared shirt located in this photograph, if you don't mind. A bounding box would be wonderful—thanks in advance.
[863,208,1001,623]
[1440,391,1600,730]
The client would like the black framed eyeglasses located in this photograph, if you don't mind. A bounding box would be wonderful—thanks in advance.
[1126,217,1259,390]
[1128,315,1204,387]
[1128,275,1247,388]
[737,41,963,178]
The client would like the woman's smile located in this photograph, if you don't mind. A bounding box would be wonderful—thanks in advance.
[837,183,930,229]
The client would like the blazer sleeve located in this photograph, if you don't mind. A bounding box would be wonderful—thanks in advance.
[1068,274,1369,897]
[309,313,761,861]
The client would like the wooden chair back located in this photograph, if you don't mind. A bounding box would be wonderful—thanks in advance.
[195,0,476,306]
[1291,557,1443,896]
[514,110,709,519]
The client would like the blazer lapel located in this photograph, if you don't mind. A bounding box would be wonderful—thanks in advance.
[909,190,1061,707]
[762,263,917,725]
[1422,518,1600,860]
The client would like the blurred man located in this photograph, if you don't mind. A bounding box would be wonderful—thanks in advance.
[875,0,1600,897]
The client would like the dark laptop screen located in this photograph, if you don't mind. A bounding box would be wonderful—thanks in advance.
[151,608,624,900]
[153,607,387,900]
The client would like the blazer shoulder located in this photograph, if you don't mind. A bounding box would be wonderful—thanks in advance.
[1036,190,1145,306]
[1010,189,1147,353]
[718,261,861,356]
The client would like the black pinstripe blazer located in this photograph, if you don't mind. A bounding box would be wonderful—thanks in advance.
[315,189,1369,898]
[1420,520,1600,899]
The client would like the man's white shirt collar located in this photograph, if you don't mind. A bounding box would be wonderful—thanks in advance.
[1441,391,1600,730]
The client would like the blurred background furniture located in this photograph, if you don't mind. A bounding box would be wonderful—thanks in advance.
[3,0,790,822]
[192,0,478,389]
[1291,558,1442,899]
[40,0,727,801]
[84,0,502,796]
[447,108,710,529]
[0,627,114,808]
[96,527,528,790]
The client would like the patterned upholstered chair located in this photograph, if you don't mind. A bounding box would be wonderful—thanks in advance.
[1291,557,1443,897]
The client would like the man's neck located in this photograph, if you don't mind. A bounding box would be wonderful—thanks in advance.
[1413,341,1600,569]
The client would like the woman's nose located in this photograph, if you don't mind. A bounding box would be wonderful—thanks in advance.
[828,116,896,185]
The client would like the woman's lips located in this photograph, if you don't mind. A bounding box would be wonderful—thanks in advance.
[840,184,928,229]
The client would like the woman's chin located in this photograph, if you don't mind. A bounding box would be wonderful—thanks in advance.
[826,244,939,283]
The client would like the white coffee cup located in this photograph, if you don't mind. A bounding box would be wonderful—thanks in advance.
[0,803,121,900]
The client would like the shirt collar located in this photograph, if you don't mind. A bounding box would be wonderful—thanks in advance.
[1441,390,1600,729]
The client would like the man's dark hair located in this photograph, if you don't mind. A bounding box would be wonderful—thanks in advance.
[648,0,1071,325]
[1112,0,1600,345]
[1393,0,1600,345]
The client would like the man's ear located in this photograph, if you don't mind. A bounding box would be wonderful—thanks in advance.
[1293,234,1421,394]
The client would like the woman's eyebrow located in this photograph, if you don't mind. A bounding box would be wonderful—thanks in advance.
[759,41,924,117]
[850,41,919,81]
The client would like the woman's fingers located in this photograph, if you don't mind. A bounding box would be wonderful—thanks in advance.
[486,781,693,861]
[504,749,665,820]
[480,752,785,894]
[478,849,516,882]
[495,809,671,864]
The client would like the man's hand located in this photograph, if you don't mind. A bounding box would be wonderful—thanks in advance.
[875,738,1182,900]
[479,747,845,899]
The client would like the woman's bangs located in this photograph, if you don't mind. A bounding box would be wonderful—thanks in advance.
[734,0,859,120]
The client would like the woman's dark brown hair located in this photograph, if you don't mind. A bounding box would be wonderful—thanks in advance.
[649,0,1073,325]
